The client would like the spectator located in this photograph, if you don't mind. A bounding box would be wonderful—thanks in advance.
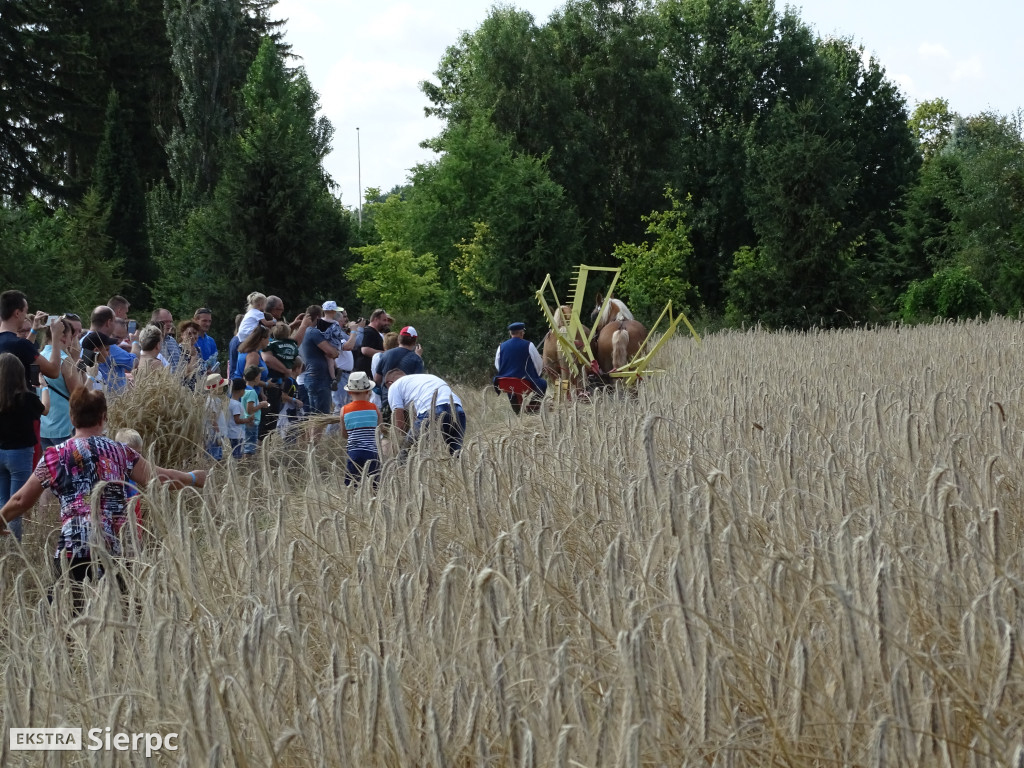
[150,308,181,369]
[233,324,270,382]
[80,331,117,388]
[263,322,301,436]
[0,289,63,385]
[0,389,207,611]
[107,295,130,320]
[375,325,425,395]
[135,325,164,373]
[39,317,85,449]
[340,372,380,486]
[227,378,250,458]
[237,292,273,343]
[202,374,230,460]
[298,305,338,417]
[266,295,285,324]
[371,331,399,390]
[177,319,206,389]
[385,371,466,456]
[107,296,134,351]
[352,308,392,377]
[0,353,46,541]
[320,300,345,393]
[230,293,273,375]
[193,308,219,370]
[91,306,135,390]
[241,365,269,454]
[234,326,272,442]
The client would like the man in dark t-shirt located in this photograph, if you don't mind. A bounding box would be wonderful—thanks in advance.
[352,308,392,376]
[0,290,63,386]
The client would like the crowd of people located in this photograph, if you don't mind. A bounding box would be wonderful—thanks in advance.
[0,286,551,605]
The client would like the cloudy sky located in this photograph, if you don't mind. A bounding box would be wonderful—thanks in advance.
[274,0,1024,209]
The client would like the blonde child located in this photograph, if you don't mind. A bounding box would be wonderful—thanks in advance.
[237,292,274,343]
[203,373,230,459]
[114,428,145,541]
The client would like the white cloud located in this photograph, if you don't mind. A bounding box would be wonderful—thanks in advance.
[918,42,950,59]
[952,56,983,82]
[891,72,916,100]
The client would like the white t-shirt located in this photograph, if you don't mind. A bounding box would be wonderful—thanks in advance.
[206,395,229,439]
[337,329,354,372]
[237,308,266,343]
[227,398,246,440]
[387,374,462,416]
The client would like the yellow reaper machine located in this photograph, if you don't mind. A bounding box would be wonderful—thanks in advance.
[536,264,701,390]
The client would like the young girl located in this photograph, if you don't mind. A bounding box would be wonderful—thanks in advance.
[227,378,251,458]
[0,353,46,541]
[237,292,274,344]
[241,366,269,454]
[340,371,380,486]
[203,373,230,460]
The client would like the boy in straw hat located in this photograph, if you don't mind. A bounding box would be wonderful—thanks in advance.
[340,371,380,486]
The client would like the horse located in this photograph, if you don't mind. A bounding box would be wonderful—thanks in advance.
[542,305,590,395]
[591,294,647,376]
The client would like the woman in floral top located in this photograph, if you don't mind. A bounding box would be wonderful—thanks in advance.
[1,388,207,594]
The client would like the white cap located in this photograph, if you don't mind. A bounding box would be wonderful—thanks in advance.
[321,300,338,312]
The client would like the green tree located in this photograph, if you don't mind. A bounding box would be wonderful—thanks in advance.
[0,194,123,315]
[92,90,152,304]
[910,98,957,159]
[402,115,583,318]
[733,97,863,328]
[612,188,700,321]
[423,1,678,262]
[153,37,349,331]
[347,244,441,313]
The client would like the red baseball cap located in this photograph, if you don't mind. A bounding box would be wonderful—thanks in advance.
[400,326,418,338]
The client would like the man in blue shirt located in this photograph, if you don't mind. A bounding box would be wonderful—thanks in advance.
[194,307,219,371]
[494,321,546,413]
[89,306,135,390]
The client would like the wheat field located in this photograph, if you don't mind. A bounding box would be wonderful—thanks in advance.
[2,318,1024,766]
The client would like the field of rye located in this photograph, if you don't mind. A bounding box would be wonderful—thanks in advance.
[2,318,1024,766]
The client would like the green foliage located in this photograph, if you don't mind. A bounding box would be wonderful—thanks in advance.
[0,194,123,315]
[391,310,499,385]
[451,222,498,304]
[92,89,152,304]
[347,243,441,314]
[152,37,350,341]
[725,246,777,327]
[613,188,699,322]
[403,115,583,318]
[423,1,677,263]
[910,98,957,158]
[900,266,993,322]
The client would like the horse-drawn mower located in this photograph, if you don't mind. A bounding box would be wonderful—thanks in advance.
[536,264,701,395]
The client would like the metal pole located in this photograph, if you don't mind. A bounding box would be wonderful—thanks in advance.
[356,126,362,228]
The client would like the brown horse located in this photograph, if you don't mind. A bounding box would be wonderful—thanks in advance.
[592,295,647,375]
[542,305,590,394]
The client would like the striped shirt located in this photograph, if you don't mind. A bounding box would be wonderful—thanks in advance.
[342,400,379,455]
